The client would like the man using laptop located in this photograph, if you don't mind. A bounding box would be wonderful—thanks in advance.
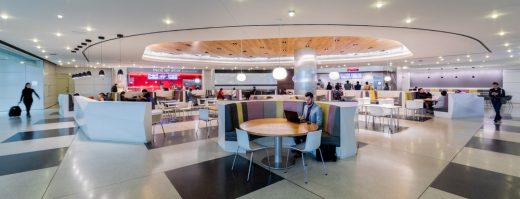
[294,92,323,144]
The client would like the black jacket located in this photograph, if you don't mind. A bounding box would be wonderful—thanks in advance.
[489,88,505,101]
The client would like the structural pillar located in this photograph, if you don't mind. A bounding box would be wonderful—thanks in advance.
[294,48,317,95]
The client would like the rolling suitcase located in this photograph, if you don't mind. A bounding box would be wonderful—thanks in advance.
[9,106,22,117]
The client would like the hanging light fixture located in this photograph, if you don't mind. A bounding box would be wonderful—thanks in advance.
[99,36,105,76]
[99,70,105,76]
[86,71,92,77]
[328,37,340,80]
[236,40,246,82]
[117,69,124,75]
[384,76,392,81]
[117,34,124,76]
[273,67,288,80]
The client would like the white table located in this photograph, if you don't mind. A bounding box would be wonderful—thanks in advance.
[362,104,401,133]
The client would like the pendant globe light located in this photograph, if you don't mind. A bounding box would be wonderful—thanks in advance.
[384,64,392,81]
[272,24,287,80]
[273,67,288,80]
[328,37,340,80]
[236,40,246,82]
[329,71,340,80]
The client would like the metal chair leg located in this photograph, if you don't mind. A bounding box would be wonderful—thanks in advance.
[152,124,155,143]
[247,151,254,181]
[318,148,327,175]
[285,148,290,173]
[160,123,166,137]
[302,152,308,184]
[195,121,199,138]
[265,149,271,173]
[231,147,240,170]
[206,121,210,138]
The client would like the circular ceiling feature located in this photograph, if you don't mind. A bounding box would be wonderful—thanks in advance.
[272,67,288,80]
[143,36,412,66]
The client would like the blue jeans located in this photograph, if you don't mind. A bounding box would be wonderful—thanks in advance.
[491,100,502,121]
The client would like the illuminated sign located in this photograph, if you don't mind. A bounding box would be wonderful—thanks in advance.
[148,73,178,80]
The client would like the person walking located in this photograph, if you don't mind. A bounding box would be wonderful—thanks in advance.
[19,82,40,117]
[489,82,506,124]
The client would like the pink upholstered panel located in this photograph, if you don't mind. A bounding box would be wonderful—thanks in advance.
[246,101,264,120]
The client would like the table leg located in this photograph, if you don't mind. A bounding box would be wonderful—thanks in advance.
[261,136,295,169]
[397,108,400,130]
[389,109,394,134]
[365,106,368,127]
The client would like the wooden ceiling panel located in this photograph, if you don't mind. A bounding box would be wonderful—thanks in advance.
[147,36,404,58]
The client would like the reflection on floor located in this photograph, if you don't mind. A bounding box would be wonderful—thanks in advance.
[0,106,520,198]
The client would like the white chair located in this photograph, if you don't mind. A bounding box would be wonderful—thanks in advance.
[157,102,176,121]
[178,101,193,117]
[405,99,424,120]
[197,98,210,109]
[231,129,271,181]
[366,106,391,130]
[151,110,165,142]
[196,109,217,138]
[285,130,327,184]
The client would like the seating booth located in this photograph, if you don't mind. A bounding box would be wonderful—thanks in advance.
[433,93,484,118]
[217,100,358,159]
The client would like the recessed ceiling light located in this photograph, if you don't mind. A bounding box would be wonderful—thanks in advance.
[485,55,490,58]
[510,55,515,58]
[288,10,296,17]
[456,58,461,62]
[504,42,510,47]
[466,54,471,58]
[469,59,473,62]
[66,46,71,50]
[44,55,49,59]
[55,32,62,37]
[373,1,386,8]
[85,26,93,32]
[404,17,413,24]
[0,14,9,20]
[41,50,46,53]
[36,45,41,49]
[498,30,507,36]
[57,14,63,19]
[163,18,173,25]
[507,49,512,53]
[488,11,504,19]
[32,38,39,43]
[20,61,25,64]
[403,66,408,69]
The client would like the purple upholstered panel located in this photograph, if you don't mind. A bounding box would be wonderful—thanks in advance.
[246,101,264,120]
[283,101,299,112]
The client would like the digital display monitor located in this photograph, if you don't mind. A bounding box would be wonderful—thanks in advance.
[340,73,363,79]
[148,73,178,80]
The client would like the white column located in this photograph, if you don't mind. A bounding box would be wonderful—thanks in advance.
[294,48,317,95]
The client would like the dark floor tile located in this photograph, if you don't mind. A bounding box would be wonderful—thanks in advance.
[465,137,520,156]
[431,163,520,199]
[3,127,76,143]
[145,126,218,149]
[492,124,520,133]
[33,117,75,124]
[164,155,283,199]
[0,147,68,176]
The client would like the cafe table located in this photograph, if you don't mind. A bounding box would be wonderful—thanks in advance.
[239,118,318,169]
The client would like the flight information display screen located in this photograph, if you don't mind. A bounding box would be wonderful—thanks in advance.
[148,73,178,80]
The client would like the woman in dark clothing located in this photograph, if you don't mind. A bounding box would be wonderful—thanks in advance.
[19,82,40,117]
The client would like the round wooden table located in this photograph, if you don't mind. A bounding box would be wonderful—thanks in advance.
[240,118,318,169]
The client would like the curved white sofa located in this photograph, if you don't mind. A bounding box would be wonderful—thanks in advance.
[74,96,152,143]
[58,94,74,118]
[434,93,484,118]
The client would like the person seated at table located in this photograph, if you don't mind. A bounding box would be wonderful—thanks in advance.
[416,88,433,112]
[217,88,225,100]
[97,93,106,101]
[187,88,195,102]
[295,92,323,145]
[433,90,448,109]
[120,91,127,101]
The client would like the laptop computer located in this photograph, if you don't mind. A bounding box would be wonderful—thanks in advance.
[284,110,302,123]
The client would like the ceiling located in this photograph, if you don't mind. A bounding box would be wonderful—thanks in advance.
[0,0,519,70]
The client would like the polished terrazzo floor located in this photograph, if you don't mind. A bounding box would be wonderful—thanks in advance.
[0,107,519,199]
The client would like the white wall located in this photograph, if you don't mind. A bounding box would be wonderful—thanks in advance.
[396,69,411,91]
[214,72,277,90]
[0,59,44,112]
[55,67,113,97]
[503,69,520,103]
